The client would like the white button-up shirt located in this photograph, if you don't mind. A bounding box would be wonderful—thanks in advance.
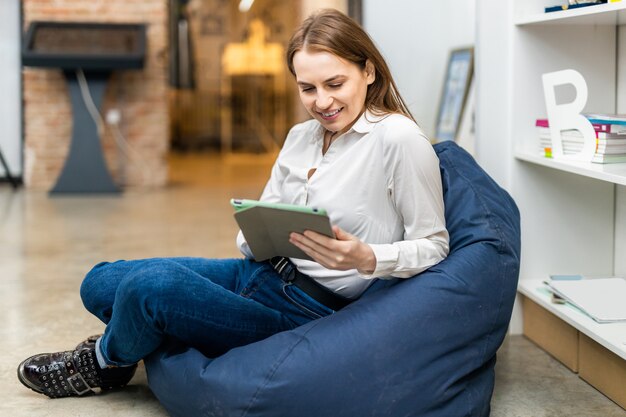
[237,111,449,298]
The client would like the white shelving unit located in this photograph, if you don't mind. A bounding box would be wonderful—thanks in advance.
[511,0,620,330]
[476,0,626,383]
[518,279,626,360]
[513,2,626,191]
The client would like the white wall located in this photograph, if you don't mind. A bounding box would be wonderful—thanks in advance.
[473,0,512,188]
[363,0,475,139]
[0,1,22,178]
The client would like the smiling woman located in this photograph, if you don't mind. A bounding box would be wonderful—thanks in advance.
[248,7,448,298]
[17,8,449,407]
[286,9,413,124]
[292,50,374,149]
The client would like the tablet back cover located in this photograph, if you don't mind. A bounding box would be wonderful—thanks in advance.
[234,206,333,261]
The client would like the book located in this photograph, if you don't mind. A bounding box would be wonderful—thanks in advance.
[546,277,626,323]
[537,126,626,159]
[545,1,607,13]
[540,145,626,155]
[595,144,626,154]
[539,149,626,161]
[591,154,626,163]
[535,118,626,162]
[547,275,583,304]
[538,136,626,148]
[536,118,626,135]
[536,126,626,140]
[231,199,334,261]
[585,113,626,126]
[538,136,626,150]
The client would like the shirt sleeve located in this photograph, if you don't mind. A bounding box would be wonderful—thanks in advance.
[366,121,449,279]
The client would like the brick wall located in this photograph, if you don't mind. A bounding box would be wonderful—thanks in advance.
[22,0,169,189]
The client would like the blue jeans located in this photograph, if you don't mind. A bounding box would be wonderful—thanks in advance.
[79,257,334,366]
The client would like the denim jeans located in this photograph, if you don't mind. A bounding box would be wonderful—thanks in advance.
[79,257,334,366]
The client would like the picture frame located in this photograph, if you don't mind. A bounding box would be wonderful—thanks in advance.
[455,75,475,155]
[434,47,474,143]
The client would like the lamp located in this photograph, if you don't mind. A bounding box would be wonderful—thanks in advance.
[239,0,254,13]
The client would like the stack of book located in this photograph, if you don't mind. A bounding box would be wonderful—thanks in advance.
[536,114,626,163]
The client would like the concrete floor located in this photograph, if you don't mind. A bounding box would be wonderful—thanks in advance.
[492,336,626,417]
[1,152,624,416]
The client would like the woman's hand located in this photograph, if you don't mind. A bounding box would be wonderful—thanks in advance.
[289,226,376,275]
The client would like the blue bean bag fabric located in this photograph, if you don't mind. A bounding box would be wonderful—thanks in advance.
[144,141,521,417]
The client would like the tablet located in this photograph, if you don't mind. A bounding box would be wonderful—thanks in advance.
[230,199,334,261]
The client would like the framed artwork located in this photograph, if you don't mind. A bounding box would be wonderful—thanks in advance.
[435,47,474,142]
[455,75,475,154]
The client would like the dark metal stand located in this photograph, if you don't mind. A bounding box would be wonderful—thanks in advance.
[21,21,146,195]
[50,71,120,194]
[0,146,19,190]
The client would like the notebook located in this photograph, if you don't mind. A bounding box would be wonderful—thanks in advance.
[547,278,626,323]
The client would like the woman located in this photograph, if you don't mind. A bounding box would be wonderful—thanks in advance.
[17,8,449,399]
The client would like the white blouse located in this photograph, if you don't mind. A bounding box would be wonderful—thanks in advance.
[237,111,449,298]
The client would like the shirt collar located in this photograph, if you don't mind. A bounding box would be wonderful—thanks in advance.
[351,110,387,134]
[311,109,387,144]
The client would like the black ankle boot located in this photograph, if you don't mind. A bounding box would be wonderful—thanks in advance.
[17,345,137,398]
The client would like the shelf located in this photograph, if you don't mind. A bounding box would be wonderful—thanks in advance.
[516,2,626,26]
[518,279,626,361]
[515,150,626,185]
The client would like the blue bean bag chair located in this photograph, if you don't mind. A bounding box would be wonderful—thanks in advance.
[144,141,521,417]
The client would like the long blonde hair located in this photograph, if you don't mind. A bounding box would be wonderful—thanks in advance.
[286,8,415,122]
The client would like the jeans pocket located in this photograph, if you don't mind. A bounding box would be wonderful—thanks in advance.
[282,283,334,320]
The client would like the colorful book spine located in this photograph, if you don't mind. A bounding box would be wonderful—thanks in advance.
[536,117,626,162]
[536,126,626,140]
[535,118,626,134]
[586,118,626,127]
